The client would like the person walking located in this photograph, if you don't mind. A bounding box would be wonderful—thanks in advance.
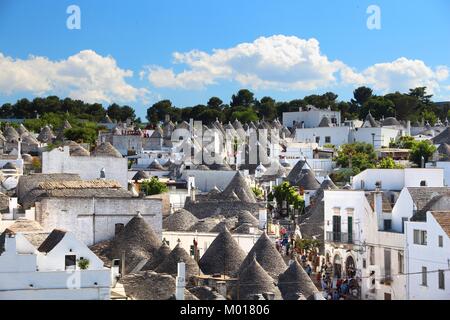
[306,264,312,277]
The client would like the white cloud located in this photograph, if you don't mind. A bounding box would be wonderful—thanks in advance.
[144,35,449,95]
[343,57,449,95]
[145,35,345,90]
[0,50,149,104]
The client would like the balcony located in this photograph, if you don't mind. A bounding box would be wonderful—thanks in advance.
[326,231,353,244]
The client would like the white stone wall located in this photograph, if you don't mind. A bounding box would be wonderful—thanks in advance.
[35,197,163,246]
[294,127,350,147]
[406,213,450,300]
[352,127,401,149]
[42,147,128,188]
[352,168,444,191]
[283,109,341,128]
[0,270,111,300]
[162,231,274,258]
[181,170,237,192]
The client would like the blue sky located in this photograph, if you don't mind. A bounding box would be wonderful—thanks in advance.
[0,0,449,119]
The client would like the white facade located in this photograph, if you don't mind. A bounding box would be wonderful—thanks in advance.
[34,197,163,246]
[42,146,128,188]
[350,127,403,149]
[426,161,450,186]
[0,231,111,300]
[294,127,350,147]
[162,231,274,258]
[180,169,237,192]
[405,212,450,300]
[283,107,341,128]
[352,168,444,191]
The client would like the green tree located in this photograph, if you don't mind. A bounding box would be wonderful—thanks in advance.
[409,140,436,167]
[257,96,277,121]
[231,109,259,122]
[361,96,395,119]
[207,97,223,109]
[352,86,373,106]
[146,100,180,124]
[140,177,169,195]
[335,142,377,171]
[268,181,304,211]
[377,157,403,169]
[64,127,98,145]
[230,89,256,108]
[390,136,416,149]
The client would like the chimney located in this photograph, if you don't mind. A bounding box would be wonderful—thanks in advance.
[373,190,383,229]
[258,208,267,230]
[176,262,186,300]
[5,233,17,254]
[115,223,124,235]
[17,137,21,160]
[304,192,310,208]
[111,259,121,286]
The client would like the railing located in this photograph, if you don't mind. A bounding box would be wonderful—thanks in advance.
[326,231,353,244]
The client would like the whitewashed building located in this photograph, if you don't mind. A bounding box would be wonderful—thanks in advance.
[0,228,112,300]
[406,210,450,300]
[42,145,128,188]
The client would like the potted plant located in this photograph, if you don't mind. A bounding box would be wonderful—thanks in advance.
[77,258,90,270]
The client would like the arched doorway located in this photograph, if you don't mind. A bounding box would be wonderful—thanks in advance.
[346,255,356,278]
[333,254,342,279]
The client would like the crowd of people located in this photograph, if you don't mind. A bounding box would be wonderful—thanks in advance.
[316,262,359,300]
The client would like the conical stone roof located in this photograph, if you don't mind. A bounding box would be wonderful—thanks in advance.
[155,244,201,280]
[163,209,198,231]
[237,210,259,227]
[278,259,319,300]
[231,257,282,300]
[237,232,287,278]
[199,228,246,276]
[110,214,161,273]
[92,142,122,158]
[142,242,172,271]
[221,171,257,203]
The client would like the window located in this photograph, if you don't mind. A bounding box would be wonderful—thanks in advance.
[315,136,320,143]
[420,180,427,186]
[439,270,445,290]
[332,215,341,242]
[398,251,404,274]
[422,267,427,286]
[413,230,427,245]
[369,246,375,265]
[439,235,443,247]
[65,255,76,270]
[383,219,392,231]
[348,216,353,243]
[363,259,367,269]
[325,136,331,143]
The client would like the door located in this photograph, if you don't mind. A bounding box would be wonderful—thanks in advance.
[333,216,341,242]
[347,216,353,243]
